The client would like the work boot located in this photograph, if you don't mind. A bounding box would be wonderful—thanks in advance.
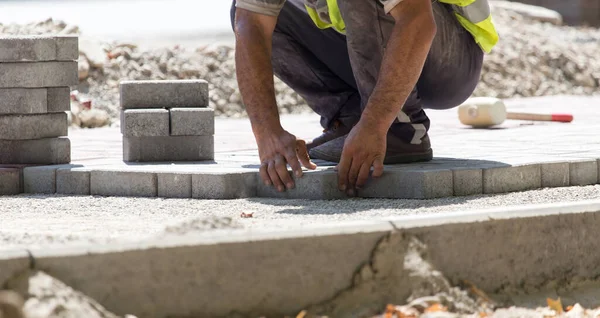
[306,120,353,152]
[308,131,433,164]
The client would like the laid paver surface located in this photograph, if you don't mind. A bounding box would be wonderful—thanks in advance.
[56,95,600,199]
[72,95,600,164]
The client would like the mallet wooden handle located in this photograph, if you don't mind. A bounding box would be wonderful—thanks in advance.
[506,112,574,123]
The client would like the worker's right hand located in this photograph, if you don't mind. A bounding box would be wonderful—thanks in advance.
[256,129,317,192]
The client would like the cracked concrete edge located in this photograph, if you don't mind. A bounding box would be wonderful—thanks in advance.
[1,200,600,317]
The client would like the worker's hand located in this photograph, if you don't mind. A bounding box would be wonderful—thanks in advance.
[337,120,386,196]
[257,129,317,192]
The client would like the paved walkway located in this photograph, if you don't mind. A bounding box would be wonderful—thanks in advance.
[56,95,600,200]
[72,95,600,164]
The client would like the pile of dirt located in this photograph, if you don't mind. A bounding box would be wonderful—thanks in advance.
[1,1,598,128]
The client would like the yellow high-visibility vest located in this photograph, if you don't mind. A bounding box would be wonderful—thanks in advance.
[305,0,499,53]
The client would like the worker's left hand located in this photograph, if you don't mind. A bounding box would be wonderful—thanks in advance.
[337,120,386,196]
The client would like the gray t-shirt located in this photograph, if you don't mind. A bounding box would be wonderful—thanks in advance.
[236,0,404,17]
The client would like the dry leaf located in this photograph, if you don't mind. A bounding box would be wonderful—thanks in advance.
[240,212,254,218]
[547,297,564,314]
[425,303,448,313]
[566,305,573,311]
[463,280,494,304]
[384,304,395,318]
[383,304,419,318]
[296,310,307,318]
[479,312,489,318]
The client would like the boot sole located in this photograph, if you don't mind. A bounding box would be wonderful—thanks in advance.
[383,148,433,165]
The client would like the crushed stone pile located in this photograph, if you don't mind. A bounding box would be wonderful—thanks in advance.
[476,1,600,98]
[1,1,598,128]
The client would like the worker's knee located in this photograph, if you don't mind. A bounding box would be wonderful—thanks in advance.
[420,76,480,110]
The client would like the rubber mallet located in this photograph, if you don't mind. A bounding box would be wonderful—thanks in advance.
[458,97,573,128]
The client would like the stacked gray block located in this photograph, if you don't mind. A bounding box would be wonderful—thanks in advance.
[0,36,78,167]
[120,80,214,162]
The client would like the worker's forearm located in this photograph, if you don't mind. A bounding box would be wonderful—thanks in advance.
[234,11,282,137]
[361,11,436,133]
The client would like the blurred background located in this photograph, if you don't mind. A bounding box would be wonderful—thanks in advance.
[0,0,234,48]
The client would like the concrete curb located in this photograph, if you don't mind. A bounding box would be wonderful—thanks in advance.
[2,200,600,317]
[16,156,600,199]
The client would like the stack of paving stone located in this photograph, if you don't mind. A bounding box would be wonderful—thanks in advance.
[0,35,78,195]
[120,80,214,162]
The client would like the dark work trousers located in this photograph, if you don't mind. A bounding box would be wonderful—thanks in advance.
[230,0,484,144]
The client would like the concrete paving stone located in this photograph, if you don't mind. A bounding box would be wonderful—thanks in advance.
[541,162,570,188]
[0,36,55,61]
[192,172,257,199]
[47,87,71,113]
[122,109,170,137]
[0,168,21,195]
[123,136,214,162]
[54,35,79,61]
[0,112,68,140]
[453,168,483,196]
[0,62,78,88]
[360,168,454,199]
[120,80,209,109]
[0,137,71,164]
[158,173,192,198]
[0,36,78,62]
[23,164,82,194]
[256,169,346,200]
[569,160,599,186]
[56,168,91,195]
[91,170,157,197]
[483,164,542,194]
[0,88,47,114]
[169,107,214,136]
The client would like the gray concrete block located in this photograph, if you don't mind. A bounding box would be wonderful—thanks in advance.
[0,36,78,61]
[569,160,599,186]
[0,36,55,61]
[120,80,209,109]
[169,108,214,136]
[256,169,346,200]
[0,168,21,195]
[0,88,47,114]
[192,172,257,199]
[56,168,91,195]
[54,35,79,61]
[541,162,570,188]
[47,87,71,113]
[483,164,542,194]
[23,164,81,194]
[123,136,214,162]
[0,62,78,88]
[0,112,68,140]
[158,173,192,198]
[360,168,454,199]
[122,109,170,137]
[0,137,70,164]
[91,171,157,197]
[453,168,483,196]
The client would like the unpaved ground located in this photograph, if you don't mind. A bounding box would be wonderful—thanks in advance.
[0,185,599,249]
